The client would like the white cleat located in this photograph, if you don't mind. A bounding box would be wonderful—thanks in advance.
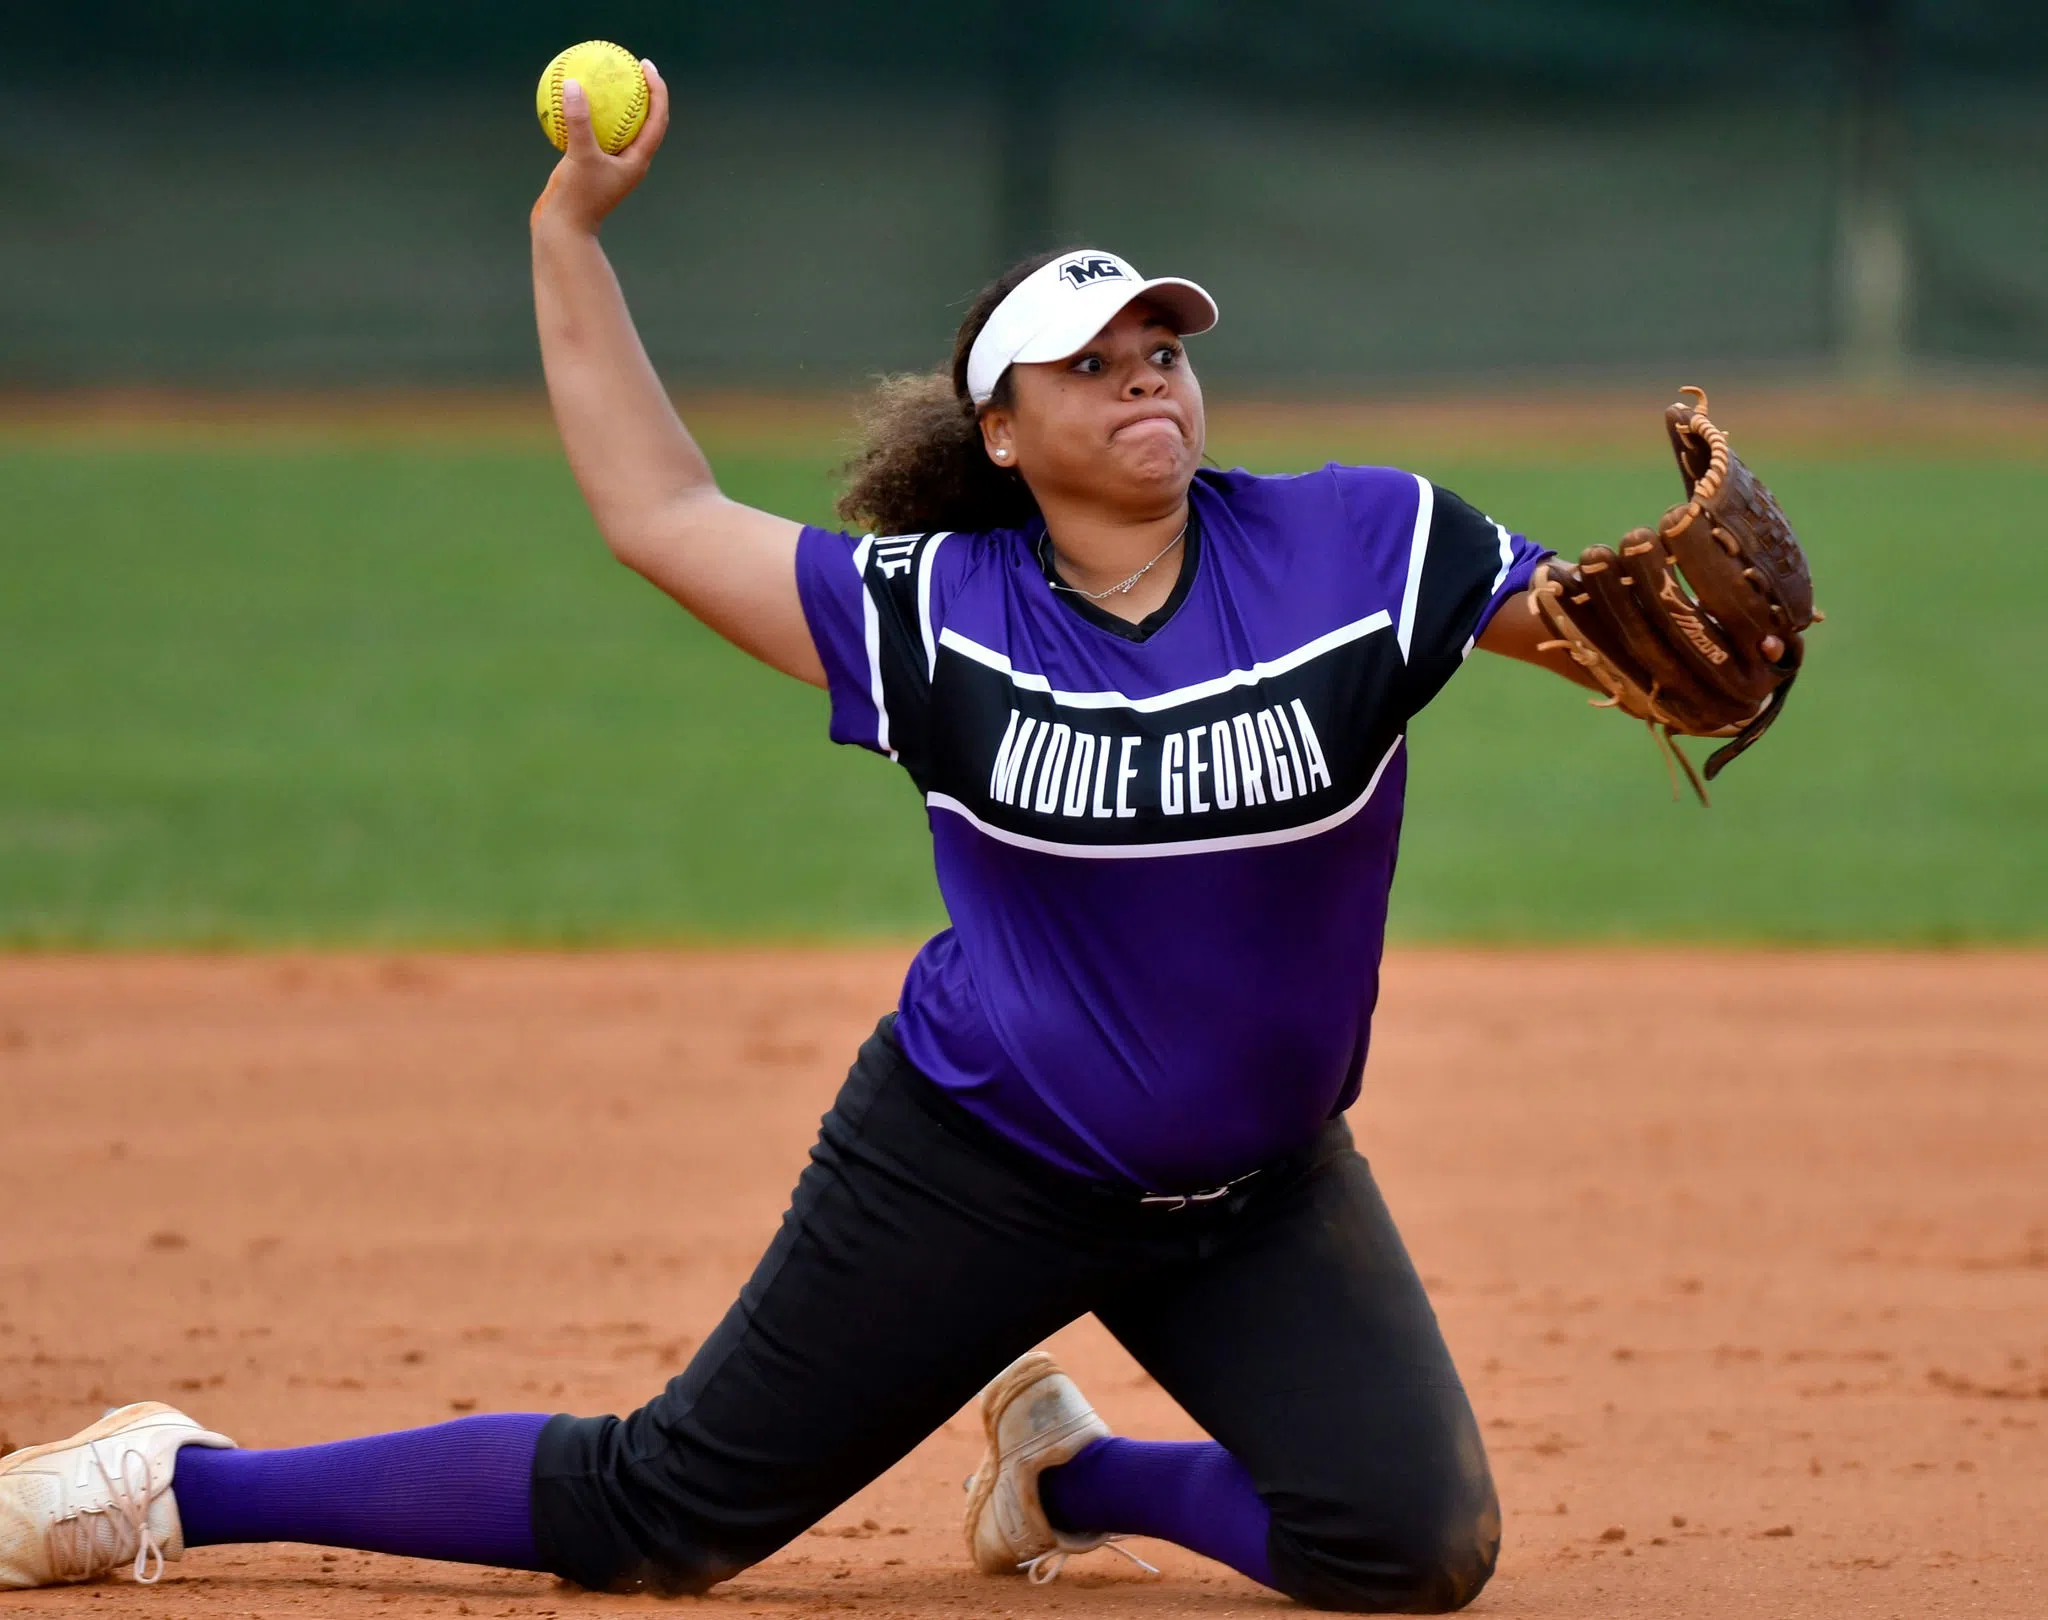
[0,1402,235,1588]
[963,1350,1156,1585]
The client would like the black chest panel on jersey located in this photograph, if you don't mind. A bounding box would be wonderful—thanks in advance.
[918,629,1407,849]
[854,480,1524,853]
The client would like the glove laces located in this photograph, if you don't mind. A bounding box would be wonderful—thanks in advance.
[46,1440,167,1585]
[1019,1537,1159,1585]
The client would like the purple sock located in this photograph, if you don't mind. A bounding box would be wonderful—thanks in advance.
[1039,1437,1273,1588]
[174,1413,550,1570]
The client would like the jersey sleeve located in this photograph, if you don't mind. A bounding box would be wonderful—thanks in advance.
[1387,481,1550,721]
[794,524,951,782]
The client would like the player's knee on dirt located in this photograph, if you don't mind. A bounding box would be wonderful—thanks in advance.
[542,1512,756,1598]
[1267,1481,1501,1613]
[530,1410,766,1597]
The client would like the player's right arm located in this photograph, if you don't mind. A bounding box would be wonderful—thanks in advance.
[530,62,826,688]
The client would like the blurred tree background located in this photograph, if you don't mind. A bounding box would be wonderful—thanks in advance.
[6,0,2043,390]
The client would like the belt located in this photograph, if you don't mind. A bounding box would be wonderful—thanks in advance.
[1136,1168,1263,1212]
[881,1021,1301,1217]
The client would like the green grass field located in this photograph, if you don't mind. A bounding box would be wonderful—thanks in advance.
[3,435,2043,944]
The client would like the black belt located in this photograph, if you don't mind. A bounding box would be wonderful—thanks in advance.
[882,1017,1302,1217]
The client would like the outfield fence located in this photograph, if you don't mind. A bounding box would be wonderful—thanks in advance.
[5,2,2045,390]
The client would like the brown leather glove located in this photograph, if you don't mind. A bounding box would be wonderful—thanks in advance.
[1528,388,1820,801]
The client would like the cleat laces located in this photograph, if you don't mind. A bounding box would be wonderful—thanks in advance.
[45,1441,166,1585]
[1019,1538,1159,1585]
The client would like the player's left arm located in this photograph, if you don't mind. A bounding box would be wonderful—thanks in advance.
[1384,480,1601,709]
[1475,591,1606,692]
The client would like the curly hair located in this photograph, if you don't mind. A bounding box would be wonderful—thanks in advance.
[835,250,1067,536]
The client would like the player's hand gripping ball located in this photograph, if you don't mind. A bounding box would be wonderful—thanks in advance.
[536,41,648,155]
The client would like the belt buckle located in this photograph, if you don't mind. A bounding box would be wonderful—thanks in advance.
[1138,1182,1237,1213]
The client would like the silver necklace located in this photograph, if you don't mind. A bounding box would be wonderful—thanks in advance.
[1043,521,1188,601]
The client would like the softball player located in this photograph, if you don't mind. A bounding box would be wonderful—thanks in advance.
[0,65,1603,1612]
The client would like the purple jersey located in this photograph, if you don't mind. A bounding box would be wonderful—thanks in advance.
[796,465,1546,1191]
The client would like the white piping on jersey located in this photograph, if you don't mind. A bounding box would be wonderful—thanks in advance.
[915,531,952,679]
[1394,474,1433,664]
[1461,518,1520,660]
[852,534,897,760]
[934,611,1392,714]
[925,734,1403,861]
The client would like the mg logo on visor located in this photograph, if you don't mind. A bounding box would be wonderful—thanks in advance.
[1058,255,1127,289]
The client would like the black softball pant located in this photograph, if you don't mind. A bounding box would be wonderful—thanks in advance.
[530,1018,1498,1613]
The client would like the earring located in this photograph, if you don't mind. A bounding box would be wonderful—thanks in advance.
[994,448,1010,461]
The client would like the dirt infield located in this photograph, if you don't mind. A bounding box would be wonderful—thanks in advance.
[3,949,2042,1618]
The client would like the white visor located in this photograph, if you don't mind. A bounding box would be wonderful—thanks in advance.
[965,249,1219,406]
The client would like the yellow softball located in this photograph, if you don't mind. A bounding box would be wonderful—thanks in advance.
[535,41,648,155]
